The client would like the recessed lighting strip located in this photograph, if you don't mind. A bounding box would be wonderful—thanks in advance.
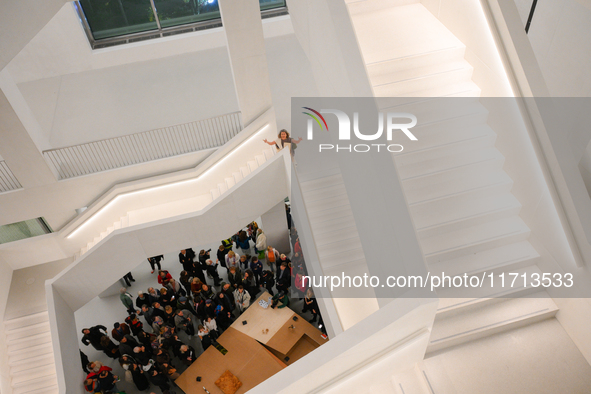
[66,124,270,240]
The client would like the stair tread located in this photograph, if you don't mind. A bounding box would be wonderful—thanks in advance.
[404,169,513,206]
[390,81,481,98]
[421,216,530,257]
[4,312,49,332]
[412,192,521,232]
[350,3,465,64]
[398,146,503,180]
[430,241,540,277]
[13,385,59,394]
[435,264,542,302]
[6,321,51,341]
[397,123,494,158]
[429,292,558,344]
[10,354,56,373]
[300,173,343,193]
[370,59,473,87]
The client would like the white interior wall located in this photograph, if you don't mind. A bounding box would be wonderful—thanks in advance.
[260,200,291,254]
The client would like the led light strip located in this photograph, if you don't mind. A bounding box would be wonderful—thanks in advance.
[66,124,270,239]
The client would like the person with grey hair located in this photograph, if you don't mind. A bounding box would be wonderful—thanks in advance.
[120,287,136,315]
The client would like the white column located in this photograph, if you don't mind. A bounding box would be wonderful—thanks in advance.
[260,200,291,255]
[0,85,56,188]
[218,0,273,127]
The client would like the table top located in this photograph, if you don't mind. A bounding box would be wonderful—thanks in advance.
[230,291,295,346]
[176,327,286,394]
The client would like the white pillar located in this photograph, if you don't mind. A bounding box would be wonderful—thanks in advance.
[218,0,273,127]
[0,71,56,188]
[260,200,290,255]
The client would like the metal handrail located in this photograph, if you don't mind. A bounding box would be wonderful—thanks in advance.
[43,111,243,180]
[0,161,22,193]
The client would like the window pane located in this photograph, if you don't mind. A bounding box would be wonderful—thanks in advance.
[153,0,221,29]
[259,0,286,11]
[0,218,53,244]
[79,0,159,40]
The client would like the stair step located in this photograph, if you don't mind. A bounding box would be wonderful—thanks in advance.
[310,214,358,236]
[9,354,56,374]
[317,238,364,260]
[247,160,258,173]
[13,385,59,394]
[374,64,474,97]
[12,375,58,394]
[404,169,514,206]
[264,148,275,160]
[413,193,522,237]
[421,216,531,264]
[4,312,49,332]
[6,321,50,341]
[300,183,347,203]
[430,241,540,278]
[255,154,266,166]
[392,81,481,98]
[8,343,53,363]
[240,166,250,178]
[11,364,57,385]
[350,3,465,65]
[225,177,236,189]
[304,203,354,224]
[211,188,221,200]
[314,224,361,247]
[435,265,542,305]
[7,331,52,351]
[397,122,494,160]
[427,292,558,353]
[304,193,351,215]
[398,147,504,181]
[218,182,228,194]
[300,173,344,193]
[319,247,367,270]
[232,171,243,183]
[398,127,496,170]
[370,58,472,88]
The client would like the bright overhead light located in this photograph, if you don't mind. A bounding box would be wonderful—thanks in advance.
[66,124,270,240]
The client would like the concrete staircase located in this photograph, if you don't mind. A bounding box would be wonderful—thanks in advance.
[4,311,58,394]
[347,0,558,360]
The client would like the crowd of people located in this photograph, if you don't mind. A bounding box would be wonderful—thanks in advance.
[81,216,322,393]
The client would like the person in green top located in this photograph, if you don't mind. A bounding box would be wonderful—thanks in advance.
[271,291,290,309]
[120,287,136,315]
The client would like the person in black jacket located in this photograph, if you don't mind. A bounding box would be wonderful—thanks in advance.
[97,369,119,393]
[147,254,163,274]
[81,325,108,350]
[217,244,229,270]
[179,249,192,272]
[148,366,170,392]
[260,270,275,295]
[276,262,291,293]
[205,259,221,286]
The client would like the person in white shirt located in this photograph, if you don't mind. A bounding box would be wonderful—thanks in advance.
[233,285,251,314]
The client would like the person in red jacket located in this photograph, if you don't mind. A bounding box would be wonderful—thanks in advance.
[157,270,172,286]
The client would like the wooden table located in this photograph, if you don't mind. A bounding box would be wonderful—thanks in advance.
[230,291,294,347]
[176,327,286,394]
[177,292,328,392]
[232,291,327,356]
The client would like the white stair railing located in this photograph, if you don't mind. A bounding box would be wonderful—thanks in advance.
[0,161,22,193]
[43,112,243,180]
